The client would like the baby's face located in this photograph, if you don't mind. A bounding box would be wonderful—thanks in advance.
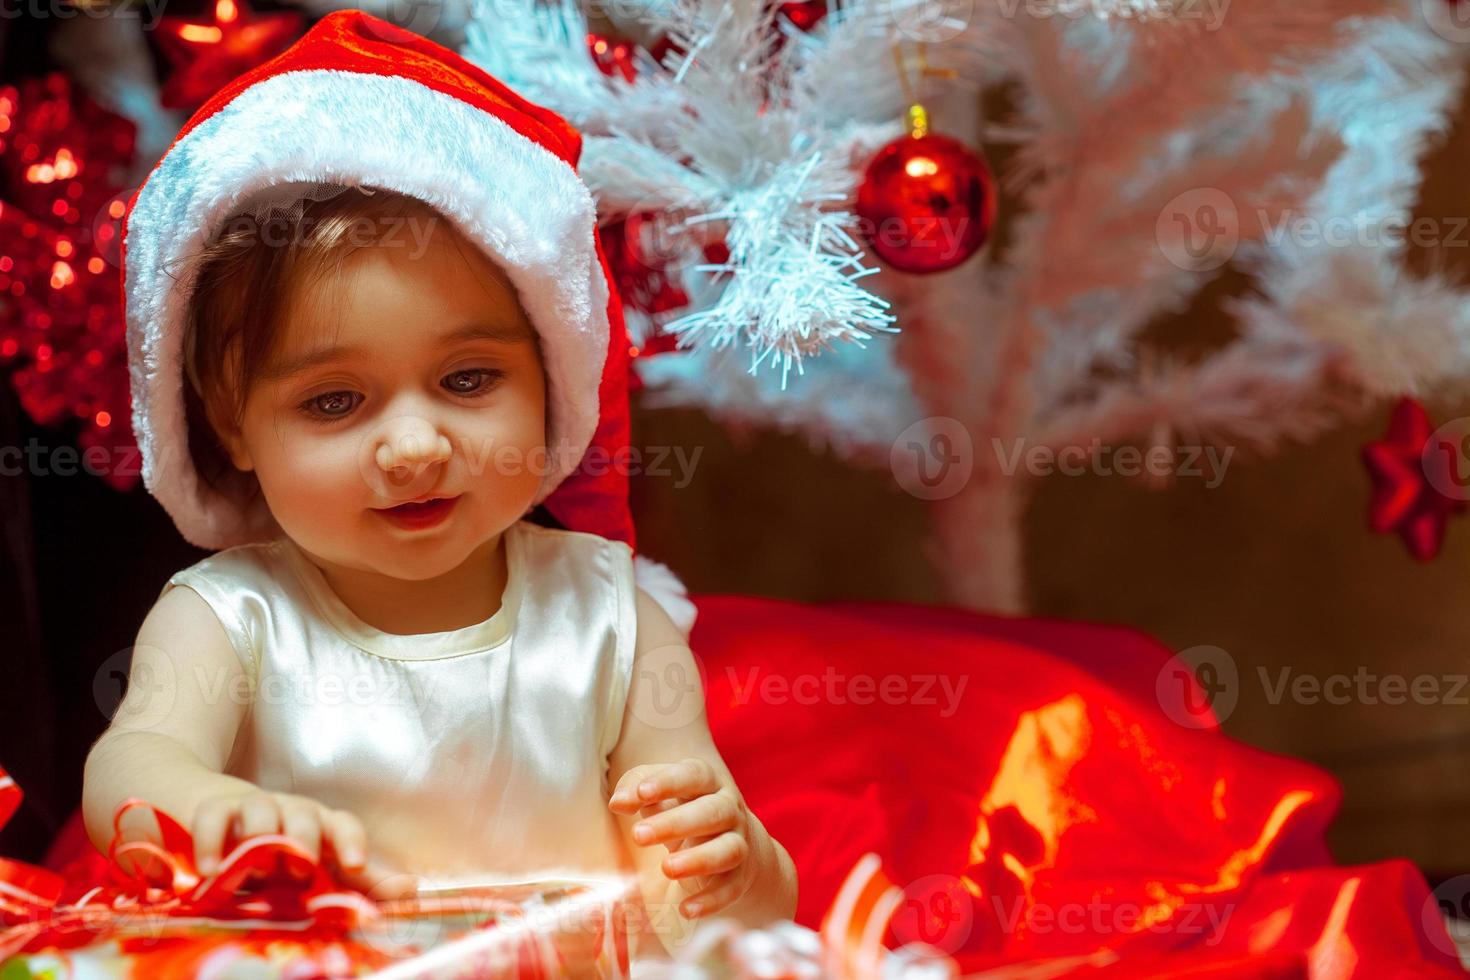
[220,215,547,581]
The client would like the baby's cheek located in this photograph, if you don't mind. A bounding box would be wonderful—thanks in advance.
[257,434,366,531]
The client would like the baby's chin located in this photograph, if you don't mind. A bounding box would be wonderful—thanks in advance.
[286,509,513,581]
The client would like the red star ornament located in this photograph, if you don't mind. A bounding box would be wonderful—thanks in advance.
[1361,396,1469,561]
[155,0,305,110]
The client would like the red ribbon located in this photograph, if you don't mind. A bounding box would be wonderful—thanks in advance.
[0,765,378,960]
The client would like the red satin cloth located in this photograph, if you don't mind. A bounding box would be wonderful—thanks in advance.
[693,596,1463,977]
[36,596,1465,977]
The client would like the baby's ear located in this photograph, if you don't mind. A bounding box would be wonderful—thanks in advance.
[219,427,255,473]
[204,400,255,473]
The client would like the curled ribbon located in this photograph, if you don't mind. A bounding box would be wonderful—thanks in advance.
[0,770,380,960]
[648,853,960,980]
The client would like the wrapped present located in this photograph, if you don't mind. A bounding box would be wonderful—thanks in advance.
[0,767,636,978]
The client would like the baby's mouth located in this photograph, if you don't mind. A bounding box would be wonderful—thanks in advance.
[373,495,461,530]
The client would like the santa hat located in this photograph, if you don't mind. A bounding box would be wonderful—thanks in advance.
[120,9,695,635]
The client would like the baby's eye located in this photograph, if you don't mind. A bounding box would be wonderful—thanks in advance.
[442,368,504,396]
[299,390,361,420]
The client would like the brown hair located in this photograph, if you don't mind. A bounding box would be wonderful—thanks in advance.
[180,185,534,498]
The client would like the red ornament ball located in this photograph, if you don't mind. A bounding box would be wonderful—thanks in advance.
[856,132,996,275]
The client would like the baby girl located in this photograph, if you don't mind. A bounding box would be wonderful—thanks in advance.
[78,9,796,957]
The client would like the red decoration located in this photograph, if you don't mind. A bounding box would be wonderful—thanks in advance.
[1361,396,1468,560]
[648,35,684,68]
[778,1,829,33]
[856,110,995,275]
[600,212,728,392]
[155,0,305,110]
[588,32,639,83]
[0,74,139,489]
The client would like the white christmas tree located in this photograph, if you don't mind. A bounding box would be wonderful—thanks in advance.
[460,0,1470,612]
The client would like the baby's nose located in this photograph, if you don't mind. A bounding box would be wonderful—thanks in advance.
[374,418,452,477]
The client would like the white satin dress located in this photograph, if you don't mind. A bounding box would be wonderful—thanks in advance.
[159,518,641,892]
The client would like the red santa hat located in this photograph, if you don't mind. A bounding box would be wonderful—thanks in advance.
[121,9,695,634]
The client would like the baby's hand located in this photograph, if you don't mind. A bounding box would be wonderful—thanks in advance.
[609,758,754,920]
[192,789,418,900]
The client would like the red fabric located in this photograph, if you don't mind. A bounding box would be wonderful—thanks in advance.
[691,595,1463,977]
[540,220,636,550]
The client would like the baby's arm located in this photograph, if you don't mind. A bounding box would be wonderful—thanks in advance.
[83,586,411,896]
[607,588,798,951]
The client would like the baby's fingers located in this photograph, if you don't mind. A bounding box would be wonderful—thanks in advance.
[238,792,284,839]
[192,797,242,875]
[277,800,323,862]
[633,793,740,847]
[677,870,743,920]
[340,859,421,901]
[320,808,367,872]
[608,764,669,813]
[618,758,719,811]
[662,830,748,881]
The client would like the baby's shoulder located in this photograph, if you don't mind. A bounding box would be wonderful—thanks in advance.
[166,539,294,591]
